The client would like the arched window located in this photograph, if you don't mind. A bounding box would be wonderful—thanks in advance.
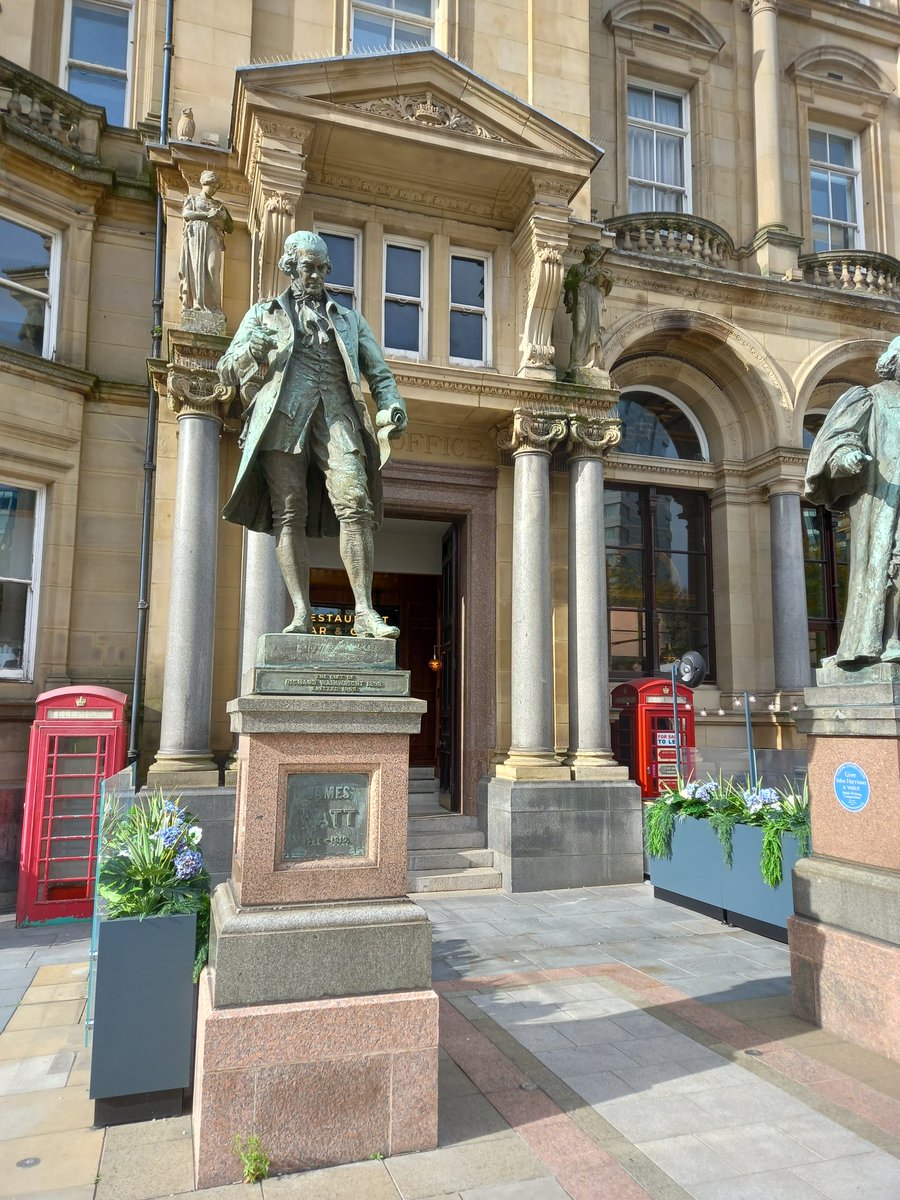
[615,388,708,460]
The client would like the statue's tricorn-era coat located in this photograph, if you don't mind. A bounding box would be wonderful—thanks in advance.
[218,288,404,537]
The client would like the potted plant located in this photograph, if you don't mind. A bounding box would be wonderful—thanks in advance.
[644,776,810,938]
[89,791,211,1124]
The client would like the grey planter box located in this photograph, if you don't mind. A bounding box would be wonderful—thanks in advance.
[89,913,197,1118]
[649,818,799,937]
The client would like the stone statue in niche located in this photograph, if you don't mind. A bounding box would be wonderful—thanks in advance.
[805,335,900,668]
[179,170,232,334]
[217,230,408,639]
[563,242,612,384]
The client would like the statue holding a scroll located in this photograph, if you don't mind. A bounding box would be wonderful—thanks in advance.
[805,336,900,666]
[217,231,407,639]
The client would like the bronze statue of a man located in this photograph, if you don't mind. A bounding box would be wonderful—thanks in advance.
[805,335,900,666]
[218,231,407,638]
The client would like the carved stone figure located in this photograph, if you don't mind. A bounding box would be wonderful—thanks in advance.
[179,170,232,332]
[176,107,195,141]
[805,335,900,666]
[218,230,408,639]
[564,243,612,383]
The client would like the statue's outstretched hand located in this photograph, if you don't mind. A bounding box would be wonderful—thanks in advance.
[832,446,872,477]
[249,326,278,361]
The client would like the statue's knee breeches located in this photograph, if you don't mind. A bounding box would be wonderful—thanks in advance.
[258,450,308,532]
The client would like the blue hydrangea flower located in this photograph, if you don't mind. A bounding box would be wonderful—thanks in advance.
[696,782,718,802]
[742,787,779,813]
[174,848,203,880]
[163,800,186,824]
[156,825,183,849]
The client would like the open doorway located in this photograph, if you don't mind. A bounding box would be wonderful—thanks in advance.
[309,517,459,810]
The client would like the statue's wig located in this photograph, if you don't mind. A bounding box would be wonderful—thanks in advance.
[199,169,220,188]
[278,231,332,278]
[875,336,900,379]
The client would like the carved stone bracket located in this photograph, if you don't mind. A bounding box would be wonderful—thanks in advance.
[256,187,301,300]
[245,114,311,300]
[497,408,569,455]
[513,186,572,381]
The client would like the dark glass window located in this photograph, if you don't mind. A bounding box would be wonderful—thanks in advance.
[450,254,487,363]
[318,231,357,309]
[605,485,714,677]
[0,485,39,676]
[384,242,423,354]
[0,217,51,358]
[615,391,706,460]
[350,0,433,53]
[803,503,849,668]
[66,1,130,126]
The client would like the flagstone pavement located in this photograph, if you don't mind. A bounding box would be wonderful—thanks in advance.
[1,883,899,1199]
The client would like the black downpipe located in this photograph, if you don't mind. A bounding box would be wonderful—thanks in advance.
[128,0,175,763]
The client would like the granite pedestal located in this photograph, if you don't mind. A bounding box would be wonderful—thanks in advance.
[789,664,900,1064]
[478,775,643,892]
[192,635,437,1188]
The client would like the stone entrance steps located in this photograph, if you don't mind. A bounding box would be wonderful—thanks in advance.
[406,769,501,893]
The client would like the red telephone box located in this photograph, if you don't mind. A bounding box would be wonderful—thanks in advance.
[610,677,696,800]
[17,686,127,924]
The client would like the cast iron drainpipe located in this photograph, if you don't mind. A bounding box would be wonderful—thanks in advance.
[128,0,175,763]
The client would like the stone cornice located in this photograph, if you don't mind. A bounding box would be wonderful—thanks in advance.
[0,345,96,395]
[389,362,616,411]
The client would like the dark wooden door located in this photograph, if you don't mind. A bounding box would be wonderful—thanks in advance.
[439,525,459,806]
[309,569,441,768]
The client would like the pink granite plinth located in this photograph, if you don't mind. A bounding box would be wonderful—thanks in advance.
[231,729,410,905]
[789,914,900,1064]
[806,734,900,871]
[192,970,439,1189]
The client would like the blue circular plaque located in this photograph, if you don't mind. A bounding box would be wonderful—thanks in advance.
[833,763,870,812]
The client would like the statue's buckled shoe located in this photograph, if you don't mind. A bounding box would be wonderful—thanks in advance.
[353,609,400,640]
[282,614,312,634]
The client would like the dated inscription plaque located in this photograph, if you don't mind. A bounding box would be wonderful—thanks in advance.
[284,773,369,861]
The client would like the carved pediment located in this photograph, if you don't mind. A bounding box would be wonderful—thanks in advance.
[337,92,509,144]
[788,47,895,106]
[605,0,725,59]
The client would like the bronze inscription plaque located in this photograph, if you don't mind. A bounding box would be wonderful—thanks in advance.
[284,773,369,861]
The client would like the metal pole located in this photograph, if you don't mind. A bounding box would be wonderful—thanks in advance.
[743,691,758,792]
[671,661,683,780]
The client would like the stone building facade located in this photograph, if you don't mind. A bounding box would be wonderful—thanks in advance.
[2,0,900,899]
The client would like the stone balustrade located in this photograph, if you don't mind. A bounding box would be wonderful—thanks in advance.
[0,57,101,159]
[798,251,900,300]
[603,213,735,269]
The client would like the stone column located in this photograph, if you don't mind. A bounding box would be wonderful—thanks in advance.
[768,482,812,691]
[147,337,234,786]
[747,0,802,276]
[495,409,570,777]
[565,412,630,778]
[239,530,288,687]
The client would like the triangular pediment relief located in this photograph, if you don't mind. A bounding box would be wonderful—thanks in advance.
[234,48,600,164]
[336,91,509,145]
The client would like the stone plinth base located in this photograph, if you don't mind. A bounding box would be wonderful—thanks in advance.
[145,754,220,788]
[192,971,439,1188]
[789,913,900,1065]
[208,879,432,1008]
[479,776,643,891]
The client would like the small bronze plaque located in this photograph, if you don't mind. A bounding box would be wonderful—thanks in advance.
[284,773,369,861]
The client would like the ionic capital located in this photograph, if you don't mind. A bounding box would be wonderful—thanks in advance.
[568,413,622,458]
[497,408,569,455]
[166,367,235,421]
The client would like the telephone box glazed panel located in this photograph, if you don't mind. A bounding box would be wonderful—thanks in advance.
[17,687,127,924]
[611,678,696,800]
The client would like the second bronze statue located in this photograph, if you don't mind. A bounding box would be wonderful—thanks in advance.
[217,230,408,639]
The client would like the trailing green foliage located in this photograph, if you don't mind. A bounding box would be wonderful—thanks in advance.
[97,789,211,982]
[644,775,810,889]
[232,1134,271,1182]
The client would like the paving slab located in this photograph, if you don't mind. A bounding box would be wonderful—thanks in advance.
[0,1126,105,1196]
[636,1133,740,1188]
[6,999,85,1031]
[262,1159,400,1198]
[790,1151,900,1199]
[383,1133,547,1199]
[96,1121,194,1200]
[0,1051,75,1095]
[459,1180,571,1199]
[0,1083,94,1139]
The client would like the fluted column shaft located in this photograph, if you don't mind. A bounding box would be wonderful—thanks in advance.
[769,484,812,691]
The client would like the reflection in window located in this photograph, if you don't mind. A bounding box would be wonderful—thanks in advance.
[605,485,713,676]
[351,0,434,53]
[317,229,358,309]
[802,411,827,450]
[803,503,849,668]
[627,84,689,213]
[449,253,488,364]
[615,391,706,460]
[65,0,131,126]
[0,217,52,358]
[384,240,425,356]
[809,129,861,252]
[0,485,41,678]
